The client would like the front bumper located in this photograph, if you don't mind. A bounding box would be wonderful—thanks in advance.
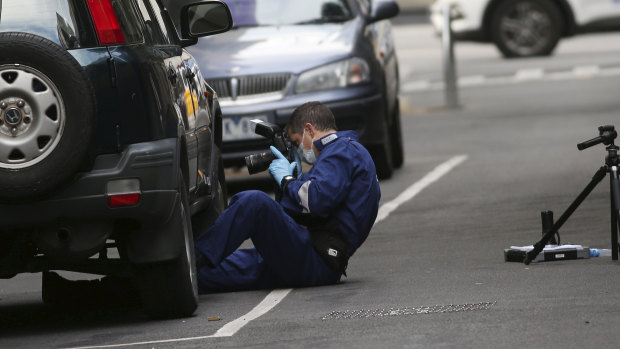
[221,85,386,165]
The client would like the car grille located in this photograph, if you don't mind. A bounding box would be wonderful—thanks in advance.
[206,73,292,99]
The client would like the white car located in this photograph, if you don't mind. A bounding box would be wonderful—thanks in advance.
[430,0,620,58]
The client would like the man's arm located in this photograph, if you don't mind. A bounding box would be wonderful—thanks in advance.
[280,151,352,216]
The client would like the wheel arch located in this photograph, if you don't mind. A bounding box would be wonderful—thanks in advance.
[482,0,577,40]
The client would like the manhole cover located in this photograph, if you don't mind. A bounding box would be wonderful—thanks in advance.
[322,302,496,320]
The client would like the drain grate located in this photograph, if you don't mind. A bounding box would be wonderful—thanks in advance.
[322,302,496,320]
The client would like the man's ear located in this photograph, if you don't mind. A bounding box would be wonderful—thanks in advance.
[305,123,315,138]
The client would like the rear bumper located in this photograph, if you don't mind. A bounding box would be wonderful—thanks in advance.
[1,138,180,229]
[0,138,183,268]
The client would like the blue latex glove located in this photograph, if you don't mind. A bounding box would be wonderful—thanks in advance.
[269,146,297,185]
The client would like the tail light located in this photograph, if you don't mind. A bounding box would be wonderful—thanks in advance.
[86,0,126,45]
[108,193,141,207]
[107,179,141,207]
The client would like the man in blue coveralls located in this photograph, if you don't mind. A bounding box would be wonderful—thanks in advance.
[41,102,380,301]
[195,101,381,292]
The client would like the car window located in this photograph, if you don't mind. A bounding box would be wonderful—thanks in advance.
[147,0,172,45]
[221,0,353,27]
[136,0,167,44]
[109,0,143,44]
[0,0,97,48]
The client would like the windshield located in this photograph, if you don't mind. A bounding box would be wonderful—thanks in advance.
[0,0,97,48]
[221,0,353,27]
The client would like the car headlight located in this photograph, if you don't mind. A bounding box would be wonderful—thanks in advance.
[295,57,370,94]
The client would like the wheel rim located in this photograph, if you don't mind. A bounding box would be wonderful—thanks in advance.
[0,64,65,169]
[499,2,553,56]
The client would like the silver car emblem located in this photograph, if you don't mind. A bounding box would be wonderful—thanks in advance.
[5,108,23,126]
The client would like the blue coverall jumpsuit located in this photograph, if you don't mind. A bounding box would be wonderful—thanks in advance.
[194,130,381,292]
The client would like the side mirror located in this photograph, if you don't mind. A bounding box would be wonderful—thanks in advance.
[181,1,233,39]
[368,1,400,24]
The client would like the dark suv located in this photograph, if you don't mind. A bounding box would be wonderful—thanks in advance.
[0,0,232,318]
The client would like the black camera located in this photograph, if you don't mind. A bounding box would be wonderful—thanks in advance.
[245,120,295,175]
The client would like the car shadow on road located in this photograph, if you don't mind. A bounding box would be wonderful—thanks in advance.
[0,299,147,338]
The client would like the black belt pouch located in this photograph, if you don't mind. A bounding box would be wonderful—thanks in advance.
[307,219,350,275]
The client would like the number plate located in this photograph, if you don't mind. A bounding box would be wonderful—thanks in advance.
[223,115,269,141]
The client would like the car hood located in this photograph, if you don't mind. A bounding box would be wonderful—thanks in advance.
[188,20,360,78]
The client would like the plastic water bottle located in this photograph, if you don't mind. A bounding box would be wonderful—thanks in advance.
[590,249,612,257]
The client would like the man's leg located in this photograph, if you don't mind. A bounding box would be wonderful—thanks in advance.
[195,190,340,291]
[197,248,284,292]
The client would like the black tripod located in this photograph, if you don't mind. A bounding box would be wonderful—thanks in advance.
[524,125,620,265]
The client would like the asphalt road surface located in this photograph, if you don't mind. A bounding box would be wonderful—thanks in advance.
[2,15,620,349]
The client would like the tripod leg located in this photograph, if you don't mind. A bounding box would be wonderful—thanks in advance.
[610,166,620,260]
[524,166,608,265]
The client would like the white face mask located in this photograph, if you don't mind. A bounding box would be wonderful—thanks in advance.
[297,129,316,164]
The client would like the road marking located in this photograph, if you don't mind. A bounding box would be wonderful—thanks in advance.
[374,155,468,225]
[458,75,485,87]
[62,288,293,349]
[209,288,292,337]
[573,65,600,78]
[401,64,620,93]
[515,68,544,80]
[402,79,430,91]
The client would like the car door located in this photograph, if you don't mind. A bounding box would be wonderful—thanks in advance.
[183,50,214,202]
[571,0,620,25]
[137,0,199,191]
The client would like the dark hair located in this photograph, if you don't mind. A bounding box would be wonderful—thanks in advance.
[287,101,337,134]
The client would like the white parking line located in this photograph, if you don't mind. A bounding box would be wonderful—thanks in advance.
[401,65,620,93]
[458,75,486,87]
[402,79,431,91]
[573,65,600,78]
[63,289,293,349]
[375,155,468,225]
[208,288,292,337]
[515,68,544,80]
[63,157,467,349]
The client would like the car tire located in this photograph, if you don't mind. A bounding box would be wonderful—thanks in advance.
[389,98,404,169]
[0,33,95,201]
[135,173,199,319]
[490,0,563,58]
[369,121,394,180]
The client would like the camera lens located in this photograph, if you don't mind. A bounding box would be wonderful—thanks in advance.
[245,151,276,174]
